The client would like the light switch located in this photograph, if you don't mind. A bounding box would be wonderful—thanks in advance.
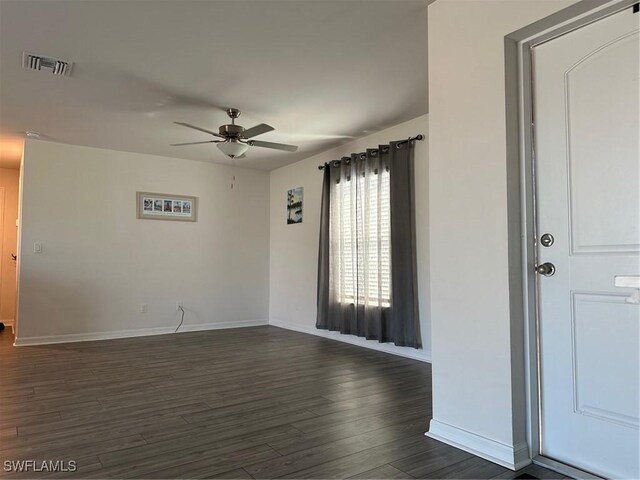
[33,242,43,254]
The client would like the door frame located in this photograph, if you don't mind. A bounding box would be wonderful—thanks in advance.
[504,0,637,475]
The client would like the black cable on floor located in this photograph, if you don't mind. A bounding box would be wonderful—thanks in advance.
[175,305,185,333]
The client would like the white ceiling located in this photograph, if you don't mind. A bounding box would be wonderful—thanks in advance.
[0,0,429,171]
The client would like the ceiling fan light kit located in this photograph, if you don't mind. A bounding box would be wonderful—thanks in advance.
[217,139,249,158]
[172,108,298,159]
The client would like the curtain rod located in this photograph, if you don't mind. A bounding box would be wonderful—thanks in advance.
[317,134,424,170]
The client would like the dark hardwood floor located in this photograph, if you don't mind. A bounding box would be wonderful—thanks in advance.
[0,326,565,479]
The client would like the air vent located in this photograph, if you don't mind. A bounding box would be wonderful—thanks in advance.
[22,52,73,76]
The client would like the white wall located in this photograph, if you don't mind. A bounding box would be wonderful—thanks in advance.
[16,140,270,343]
[269,115,430,361]
[427,0,576,469]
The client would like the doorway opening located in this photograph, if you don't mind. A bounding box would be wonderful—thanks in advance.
[0,166,20,340]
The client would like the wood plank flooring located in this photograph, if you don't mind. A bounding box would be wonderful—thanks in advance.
[0,326,565,479]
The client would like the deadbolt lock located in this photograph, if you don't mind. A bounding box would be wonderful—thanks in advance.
[540,233,554,247]
[535,262,555,277]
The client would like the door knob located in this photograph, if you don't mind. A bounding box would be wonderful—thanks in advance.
[536,262,555,276]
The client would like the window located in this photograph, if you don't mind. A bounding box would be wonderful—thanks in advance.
[332,169,391,307]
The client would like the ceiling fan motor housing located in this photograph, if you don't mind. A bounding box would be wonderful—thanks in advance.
[219,124,244,139]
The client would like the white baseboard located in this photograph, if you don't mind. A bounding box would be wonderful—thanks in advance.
[176,319,268,333]
[269,318,431,363]
[13,319,268,346]
[427,419,531,471]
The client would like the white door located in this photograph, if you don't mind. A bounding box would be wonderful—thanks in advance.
[533,6,639,479]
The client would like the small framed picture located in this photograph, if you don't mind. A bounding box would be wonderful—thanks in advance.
[137,192,197,222]
[287,187,303,224]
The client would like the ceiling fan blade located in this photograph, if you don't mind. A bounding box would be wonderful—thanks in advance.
[170,140,220,146]
[235,154,246,159]
[249,140,298,152]
[174,122,224,138]
[242,123,274,139]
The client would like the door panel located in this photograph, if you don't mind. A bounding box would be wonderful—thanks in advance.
[533,7,639,479]
[566,30,639,253]
[572,292,639,428]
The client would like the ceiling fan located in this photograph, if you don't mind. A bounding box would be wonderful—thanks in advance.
[171,108,298,158]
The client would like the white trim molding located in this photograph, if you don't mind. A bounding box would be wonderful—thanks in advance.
[427,419,531,471]
[269,318,431,363]
[178,319,268,334]
[14,319,268,346]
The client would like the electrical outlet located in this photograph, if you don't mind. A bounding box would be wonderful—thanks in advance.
[140,303,148,314]
[176,301,183,311]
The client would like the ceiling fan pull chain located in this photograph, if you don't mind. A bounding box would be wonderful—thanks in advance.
[231,157,236,190]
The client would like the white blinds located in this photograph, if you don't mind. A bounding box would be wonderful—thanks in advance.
[333,170,391,307]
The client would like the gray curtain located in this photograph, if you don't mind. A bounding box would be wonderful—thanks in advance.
[316,166,330,322]
[316,140,421,348]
